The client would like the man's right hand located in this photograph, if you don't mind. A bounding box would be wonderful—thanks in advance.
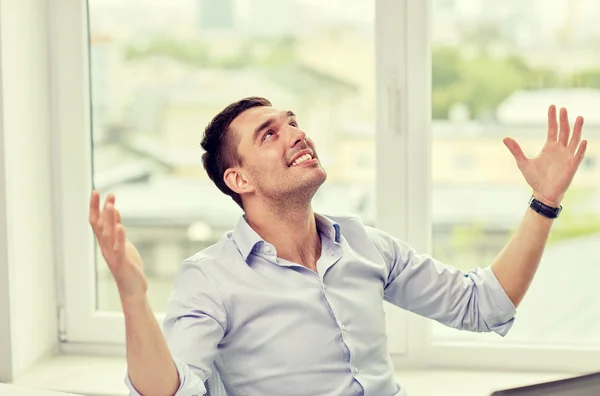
[89,190,148,302]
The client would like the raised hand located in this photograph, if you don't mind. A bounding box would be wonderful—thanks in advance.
[89,190,147,301]
[503,105,587,207]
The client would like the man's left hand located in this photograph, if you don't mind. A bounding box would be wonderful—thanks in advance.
[503,104,587,208]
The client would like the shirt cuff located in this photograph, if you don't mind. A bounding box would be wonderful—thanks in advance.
[124,359,207,396]
[471,266,517,336]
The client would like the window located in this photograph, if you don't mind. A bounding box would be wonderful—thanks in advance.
[88,0,378,311]
[430,0,600,352]
[54,0,600,373]
[583,156,596,169]
[56,0,407,351]
[452,152,475,169]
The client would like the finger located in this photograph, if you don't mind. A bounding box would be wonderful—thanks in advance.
[547,105,558,141]
[558,107,570,146]
[104,193,115,207]
[103,204,116,245]
[574,140,588,168]
[89,190,101,230]
[503,137,527,167]
[115,208,122,224]
[113,223,126,256]
[101,194,116,242]
[568,116,584,155]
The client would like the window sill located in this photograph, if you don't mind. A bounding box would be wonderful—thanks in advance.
[13,354,573,396]
[15,355,128,396]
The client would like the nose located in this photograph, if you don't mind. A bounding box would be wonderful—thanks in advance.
[289,127,307,148]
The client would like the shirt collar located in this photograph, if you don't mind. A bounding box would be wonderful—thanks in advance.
[231,213,341,261]
[314,213,341,244]
[231,215,264,261]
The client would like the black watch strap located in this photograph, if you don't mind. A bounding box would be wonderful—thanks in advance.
[529,196,562,219]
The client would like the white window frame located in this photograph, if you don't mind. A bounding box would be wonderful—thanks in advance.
[51,0,409,352]
[386,0,600,374]
[52,0,600,373]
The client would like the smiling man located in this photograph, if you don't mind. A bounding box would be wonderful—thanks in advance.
[89,97,587,396]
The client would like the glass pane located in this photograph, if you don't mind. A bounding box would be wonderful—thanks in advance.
[431,0,600,346]
[88,0,376,312]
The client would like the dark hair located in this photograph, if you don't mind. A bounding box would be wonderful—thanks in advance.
[201,97,272,209]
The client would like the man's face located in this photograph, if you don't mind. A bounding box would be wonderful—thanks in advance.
[226,105,327,206]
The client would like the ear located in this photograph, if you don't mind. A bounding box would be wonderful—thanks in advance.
[224,167,255,196]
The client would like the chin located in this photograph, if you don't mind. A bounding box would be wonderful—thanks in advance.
[316,169,327,185]
[304,172,327,196]
[281,173,326,204]
[307,167,327,187]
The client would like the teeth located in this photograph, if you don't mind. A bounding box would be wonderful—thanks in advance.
[291,154,312,167]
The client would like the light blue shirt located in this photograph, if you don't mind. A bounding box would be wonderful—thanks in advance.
[126,214,516,396]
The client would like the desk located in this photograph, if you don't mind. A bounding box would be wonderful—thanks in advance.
[0,384,81,396]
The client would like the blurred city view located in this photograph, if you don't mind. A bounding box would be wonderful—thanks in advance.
[90,0,600,346]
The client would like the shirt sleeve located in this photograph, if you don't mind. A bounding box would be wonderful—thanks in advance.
[124,258,227,395]
[365,226,516,336]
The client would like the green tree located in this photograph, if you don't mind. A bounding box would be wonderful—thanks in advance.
[569,69,600,88]
[431,46,564,119]
[548,189,600,244]
[124,35,299,69]
[432,46,529,119]
[125,37,211,67]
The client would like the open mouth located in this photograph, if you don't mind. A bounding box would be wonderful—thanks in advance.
[290,153,314,167]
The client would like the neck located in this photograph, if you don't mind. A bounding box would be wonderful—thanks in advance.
[244,201,321,270]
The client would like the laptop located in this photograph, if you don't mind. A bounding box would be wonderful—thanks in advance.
[491,372,600,395]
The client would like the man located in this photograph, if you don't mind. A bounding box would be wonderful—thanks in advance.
[89,97,587,396]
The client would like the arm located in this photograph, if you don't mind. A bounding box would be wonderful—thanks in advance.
[375,105,587,335]
[122,295,181,396]
[123,260,226,396]
[89,191,223,396]
[490,201,553,308]
[496,105,587,307]
[368,226,516,336]
[89,191,180,395]
[160,260,227,391]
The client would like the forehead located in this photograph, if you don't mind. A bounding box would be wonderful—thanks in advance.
[230,106,284,141]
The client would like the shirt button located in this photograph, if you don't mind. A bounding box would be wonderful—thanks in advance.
[322,283,327,290]
[341,324,347,332]
[353,367,359,374]
[266,247,272,253]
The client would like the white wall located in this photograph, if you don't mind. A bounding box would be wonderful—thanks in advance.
[0,0,14,382]
[0,0,58,381]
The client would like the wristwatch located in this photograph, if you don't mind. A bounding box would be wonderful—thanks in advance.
[529,196,562,219]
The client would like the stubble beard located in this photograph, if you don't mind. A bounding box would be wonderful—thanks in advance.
[262,167,327,213]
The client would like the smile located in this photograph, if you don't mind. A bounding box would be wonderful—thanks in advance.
[291,153,313,167]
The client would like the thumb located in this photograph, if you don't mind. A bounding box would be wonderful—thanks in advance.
[503,137,527,167]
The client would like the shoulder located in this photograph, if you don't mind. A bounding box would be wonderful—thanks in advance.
[183,231,243,266]
[320,213,367,234]
[321,213,415,260]
[172,235,242,293]
[319,213,392,244]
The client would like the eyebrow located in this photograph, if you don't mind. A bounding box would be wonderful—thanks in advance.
[252,110,296,143]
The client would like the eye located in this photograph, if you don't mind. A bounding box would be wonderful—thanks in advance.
[262,130,274,141]
[289,121,298,128]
